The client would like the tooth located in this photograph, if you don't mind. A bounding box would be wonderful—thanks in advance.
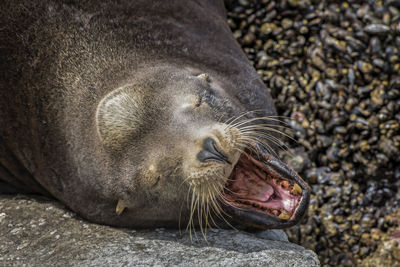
[291,183,303,195]
[278,210,291,220]
[116,200,127,216]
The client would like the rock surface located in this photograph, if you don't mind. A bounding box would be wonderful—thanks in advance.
[0,195,319,266]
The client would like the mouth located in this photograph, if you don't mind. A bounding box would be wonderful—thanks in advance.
[221,149,310,229]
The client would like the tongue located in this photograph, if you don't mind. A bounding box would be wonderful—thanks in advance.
[230,167,275,202]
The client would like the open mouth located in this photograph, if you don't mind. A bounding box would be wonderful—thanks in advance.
[222,150,310,229]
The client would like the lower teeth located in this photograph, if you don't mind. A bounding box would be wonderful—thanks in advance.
[278,210,291,220]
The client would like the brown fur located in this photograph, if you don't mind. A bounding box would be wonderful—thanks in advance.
[0,0,276,228]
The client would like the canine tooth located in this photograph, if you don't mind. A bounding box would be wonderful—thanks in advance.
[291,183,303,195]
[278,210,291,220]
[116,199,127,216]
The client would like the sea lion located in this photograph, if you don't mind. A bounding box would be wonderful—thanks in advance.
[0,0,310,230]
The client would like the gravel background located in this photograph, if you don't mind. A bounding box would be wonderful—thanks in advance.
[225,0,400,265]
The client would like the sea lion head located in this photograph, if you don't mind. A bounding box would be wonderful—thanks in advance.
[95,64,310,230]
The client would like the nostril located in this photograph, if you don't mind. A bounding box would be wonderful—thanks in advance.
[203,138,217,154]
[197,150,221,163]
[197,138,229,163]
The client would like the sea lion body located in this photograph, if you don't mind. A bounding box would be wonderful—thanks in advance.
[0,0,309,229]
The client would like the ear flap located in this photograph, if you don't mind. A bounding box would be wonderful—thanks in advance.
[96,85,145,150]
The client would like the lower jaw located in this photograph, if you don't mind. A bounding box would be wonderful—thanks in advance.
[219,194,309,230]
[218,152,309,229]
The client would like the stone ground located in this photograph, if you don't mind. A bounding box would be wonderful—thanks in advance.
[0,195,319,266]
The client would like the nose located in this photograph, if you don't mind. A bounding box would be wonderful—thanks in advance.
[197,138,230,163]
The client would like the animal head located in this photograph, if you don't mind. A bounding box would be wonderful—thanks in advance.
[95,65,310,233]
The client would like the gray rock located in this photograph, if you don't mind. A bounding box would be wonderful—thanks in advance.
[0,195,319,266]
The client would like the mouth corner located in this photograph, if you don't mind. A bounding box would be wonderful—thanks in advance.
[220,148,310,229]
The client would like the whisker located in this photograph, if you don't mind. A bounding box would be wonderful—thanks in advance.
[238,126,296,143]
[241,135,277,156]
[186,188,197,239]
[238,123,295,134]
[245,132,292,153]
[223,109,267,129]
[236,137,266,158]
[228,116,290,130]
[241,132,290,154]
